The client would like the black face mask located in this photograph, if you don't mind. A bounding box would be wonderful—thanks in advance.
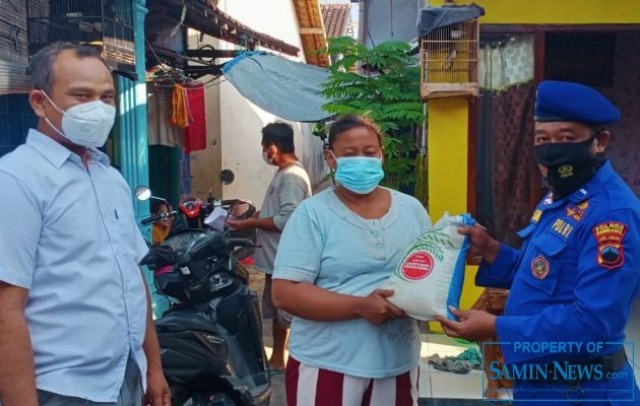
[534,136,604,198]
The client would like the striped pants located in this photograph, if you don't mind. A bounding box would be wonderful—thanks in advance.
[286,357,419,406]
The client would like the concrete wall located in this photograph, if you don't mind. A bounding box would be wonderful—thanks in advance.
[187,52,223,200]
[189,0,327,207]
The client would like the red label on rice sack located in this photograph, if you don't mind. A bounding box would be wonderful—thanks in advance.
[401,252,434,280]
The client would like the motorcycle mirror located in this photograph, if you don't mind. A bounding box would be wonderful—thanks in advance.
[135,186,152,201]
[220,169,235,185]
[135,186,169,204]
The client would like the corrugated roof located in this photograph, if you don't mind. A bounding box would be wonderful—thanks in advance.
[321,3,351,38]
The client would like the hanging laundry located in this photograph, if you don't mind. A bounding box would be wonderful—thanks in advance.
[183,84,207,154]
[147,85,183,147]
[169,84,191,128]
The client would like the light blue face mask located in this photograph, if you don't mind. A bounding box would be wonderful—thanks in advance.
[332,152,385,194]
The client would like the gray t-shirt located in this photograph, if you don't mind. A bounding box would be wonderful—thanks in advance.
[255,161,312,273]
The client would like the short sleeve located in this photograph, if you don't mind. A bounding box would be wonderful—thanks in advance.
[273,203,322,284]
[133,223,150,264]
[272,172,310,231]
[415,201,432,234]
[0,171,42,288]
[120,179,149,264]
[404,193,432,234]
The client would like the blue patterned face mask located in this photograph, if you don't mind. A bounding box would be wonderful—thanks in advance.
[332,152,385,194]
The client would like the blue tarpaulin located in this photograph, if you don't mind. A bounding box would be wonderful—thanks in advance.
[221,52,334,122]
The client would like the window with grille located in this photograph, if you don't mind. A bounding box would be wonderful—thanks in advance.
[26,0,135,71]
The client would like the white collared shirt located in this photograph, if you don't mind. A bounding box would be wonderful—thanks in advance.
[0,129,149,401]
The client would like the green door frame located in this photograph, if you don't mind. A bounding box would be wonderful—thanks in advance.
[114,0,171,317]
[116,0,150,224]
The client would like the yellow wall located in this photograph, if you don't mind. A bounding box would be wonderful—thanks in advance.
[435,0,640,24]
[427,98,484,332]
[427,98,468,219]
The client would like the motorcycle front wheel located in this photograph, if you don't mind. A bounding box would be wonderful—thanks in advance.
[175,391,238,406]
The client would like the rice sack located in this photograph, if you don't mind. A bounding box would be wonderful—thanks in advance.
[382,212,475,321]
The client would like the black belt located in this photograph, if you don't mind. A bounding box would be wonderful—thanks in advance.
[523,347,627,385]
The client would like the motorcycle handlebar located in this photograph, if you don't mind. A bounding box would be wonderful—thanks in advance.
[140,210,178,226]
[226,237,260,248]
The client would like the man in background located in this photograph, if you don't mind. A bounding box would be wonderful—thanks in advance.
[228,122,312,372]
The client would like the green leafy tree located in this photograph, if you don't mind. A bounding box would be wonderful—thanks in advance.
[319,37,425,190]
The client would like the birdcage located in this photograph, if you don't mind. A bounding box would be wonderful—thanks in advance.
[26,0,135,71]
[420,19,479,100]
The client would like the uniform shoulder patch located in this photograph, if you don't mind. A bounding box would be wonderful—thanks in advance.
[592,221,628,270]
[531,209,542,223]
[565,201,589,222]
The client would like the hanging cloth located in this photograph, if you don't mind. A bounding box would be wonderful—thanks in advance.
[169,84,191,128]
[147,84,183,147]
[183,84,207,154]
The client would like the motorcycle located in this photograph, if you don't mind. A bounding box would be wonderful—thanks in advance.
[135,187,270,406]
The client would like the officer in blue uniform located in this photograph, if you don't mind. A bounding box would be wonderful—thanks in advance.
[439,80,640,405]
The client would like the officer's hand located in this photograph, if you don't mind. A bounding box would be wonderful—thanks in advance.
[356,289,406,325]
[436,307,497,341]
[457,225,501,264]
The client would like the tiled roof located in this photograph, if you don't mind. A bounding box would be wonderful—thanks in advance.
[321,3,351,38]
[292,0,330,67]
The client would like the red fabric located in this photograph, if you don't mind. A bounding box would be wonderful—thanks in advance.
[361,380,374,406]
[285,357,301,406]
[286,356,416,406]
[314,363,345,405]
[183,85,207,153]
[395,370,414,406]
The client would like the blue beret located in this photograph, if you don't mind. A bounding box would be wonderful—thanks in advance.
[535,80,621,125]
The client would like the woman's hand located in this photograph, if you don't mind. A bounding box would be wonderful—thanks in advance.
[356,289,406,325]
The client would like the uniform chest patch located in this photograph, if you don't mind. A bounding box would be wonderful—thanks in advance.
[593,221,627,270]
[531,255,550,280]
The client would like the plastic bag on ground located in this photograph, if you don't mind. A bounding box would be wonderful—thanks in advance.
[382,212,475,321]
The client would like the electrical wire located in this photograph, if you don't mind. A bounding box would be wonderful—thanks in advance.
[145,38,180,87]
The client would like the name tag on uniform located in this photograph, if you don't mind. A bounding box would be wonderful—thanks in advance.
[550,218,574,239]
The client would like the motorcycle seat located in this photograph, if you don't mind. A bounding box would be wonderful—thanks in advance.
[156,310,218,334]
